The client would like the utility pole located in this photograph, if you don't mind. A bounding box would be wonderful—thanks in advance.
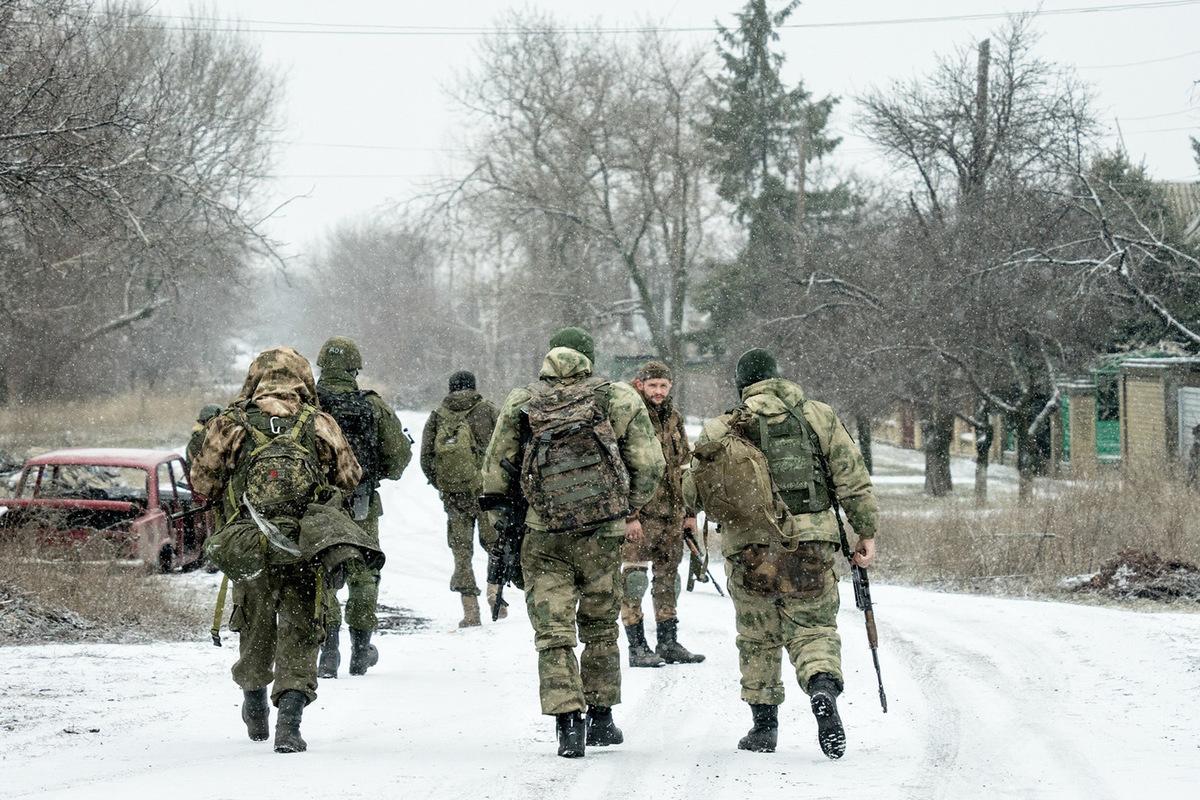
[967,38,991,202]
[794,108,808,271]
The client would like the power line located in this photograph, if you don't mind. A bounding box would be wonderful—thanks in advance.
[138,1,1200,37]
[1079,47,1200,69]
[1119,107,1200,121]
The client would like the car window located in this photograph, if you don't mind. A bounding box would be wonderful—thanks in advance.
[38,465,149,502]
[167,460,194,502]
[16,467,43,499]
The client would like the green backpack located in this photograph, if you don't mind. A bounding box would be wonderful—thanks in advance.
[230,405,323,519]
[520,376,631,533]
[432,404,481,493]
[742,402,831,516]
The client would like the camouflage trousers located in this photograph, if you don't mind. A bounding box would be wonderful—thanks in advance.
[230,563,324,705]
[522,529,622,715]
[323,511,381,632]
[725,542,842,705]
[444,492,496,596]
[620,516,684,626]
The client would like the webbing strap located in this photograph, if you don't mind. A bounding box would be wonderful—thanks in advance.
[541,452,602,477]
[314,569,325,626]
[211,575,229,647]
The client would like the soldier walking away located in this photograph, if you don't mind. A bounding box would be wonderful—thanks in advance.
[480,327,665,758]
[191,347,364,753]
[622,360,704,668]
[185,404,223,467]
[684,349,878,759]
[420,370,500,627]
[314,337,412,678]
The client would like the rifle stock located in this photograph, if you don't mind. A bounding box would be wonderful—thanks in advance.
[683,528,725,598]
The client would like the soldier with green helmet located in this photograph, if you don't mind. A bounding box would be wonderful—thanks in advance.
[314,336,412,678]
[480,327,666,758]
[185,404,223,467]
[684,348,878,759]
[420,370,500,627]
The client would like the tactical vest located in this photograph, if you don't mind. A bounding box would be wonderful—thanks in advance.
[520,376,631,533]
[224,405,323,521]
[432,402,482,494]
[317,387,381,488]
[742,401,832,516]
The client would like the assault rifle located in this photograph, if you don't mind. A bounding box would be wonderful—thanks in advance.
[683,524,725,597]
[813,442,888,714]
[481,457,527,622]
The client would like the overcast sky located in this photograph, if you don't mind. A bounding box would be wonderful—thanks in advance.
[149,0,1200,258]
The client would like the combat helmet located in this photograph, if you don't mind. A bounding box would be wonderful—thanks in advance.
[197,404,223,424]
[317,336,362,372]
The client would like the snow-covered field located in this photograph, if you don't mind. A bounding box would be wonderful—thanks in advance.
[2,412,1198,799]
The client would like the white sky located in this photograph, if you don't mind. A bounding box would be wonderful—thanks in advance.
[148,0,1200,258]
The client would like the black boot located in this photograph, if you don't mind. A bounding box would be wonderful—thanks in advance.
[318,627,340,679]
[655,618,705,664]
[273,690,308,753]
[348,628,379,676]
[241,688,269,742]
[585,705,624,747]
[556,710,585,758]
[737,703,778,753]
[625,621,665,668]
[808,673,846,759]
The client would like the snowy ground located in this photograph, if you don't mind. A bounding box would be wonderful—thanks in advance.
[2,412,1199,798]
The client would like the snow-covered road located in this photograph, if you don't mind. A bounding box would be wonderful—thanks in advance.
[2,413,1198,798]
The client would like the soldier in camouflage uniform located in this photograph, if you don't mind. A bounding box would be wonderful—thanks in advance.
[622,360,704,667]
[185,404,223,467]
[480,327,665,758]
[419,370,500,627]
[684,349,878,759]
[191,347,363,753]
[314,336,412,679]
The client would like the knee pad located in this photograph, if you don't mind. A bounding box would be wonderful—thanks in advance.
[623,566,649,603]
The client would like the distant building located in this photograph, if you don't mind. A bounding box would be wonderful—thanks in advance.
[1159,181,1200,244]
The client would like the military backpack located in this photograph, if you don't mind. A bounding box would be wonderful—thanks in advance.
[520,376,631,533]
[432,403,482,494]
[690,410,787,538]
[741,401,831,515]
[317,387,381,487]
[230,405,324,519]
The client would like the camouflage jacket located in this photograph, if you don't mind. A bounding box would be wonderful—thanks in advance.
[185,423,207,467]
[419,390,499,488]
[481,347,666,536]
[685,378,877,556]
[637,397,691,522]
[317,370,412,482]
[191,347,362,512]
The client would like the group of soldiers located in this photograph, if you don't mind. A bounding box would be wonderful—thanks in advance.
[188,326,878,760]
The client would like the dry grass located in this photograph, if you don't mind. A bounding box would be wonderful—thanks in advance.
[0,538,207,644]
[877,466,1200,600]
[0,389,222,456]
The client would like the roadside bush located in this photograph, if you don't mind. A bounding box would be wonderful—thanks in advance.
[877,466,1200,598]
[0,538,207,644]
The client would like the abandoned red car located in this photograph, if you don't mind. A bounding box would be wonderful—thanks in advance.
[0,448,213,572]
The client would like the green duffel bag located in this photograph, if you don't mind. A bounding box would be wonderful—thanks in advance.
[204,517,267,582]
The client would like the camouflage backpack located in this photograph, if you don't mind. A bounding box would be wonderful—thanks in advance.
[690,410,787,539]
[317,387,381,487]
[231,405,323,519]
[520,376,631,533]
[432,403,481,494]
[741,401,831,516]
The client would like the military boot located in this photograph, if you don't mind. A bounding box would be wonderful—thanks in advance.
[808,673,846,760]
[654,618,705,664]
[625,620,665,668]
[348,628,379,676]
[737,703,778,753]
[241,688,270,742]
[486,583,508,620]
[585,705,624,747]
[273,691,307,753]
[459,593,482,628]
[317,627,340,679]
[556,710,585,758]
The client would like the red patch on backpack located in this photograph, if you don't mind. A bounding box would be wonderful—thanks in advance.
[269,470,279,480]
